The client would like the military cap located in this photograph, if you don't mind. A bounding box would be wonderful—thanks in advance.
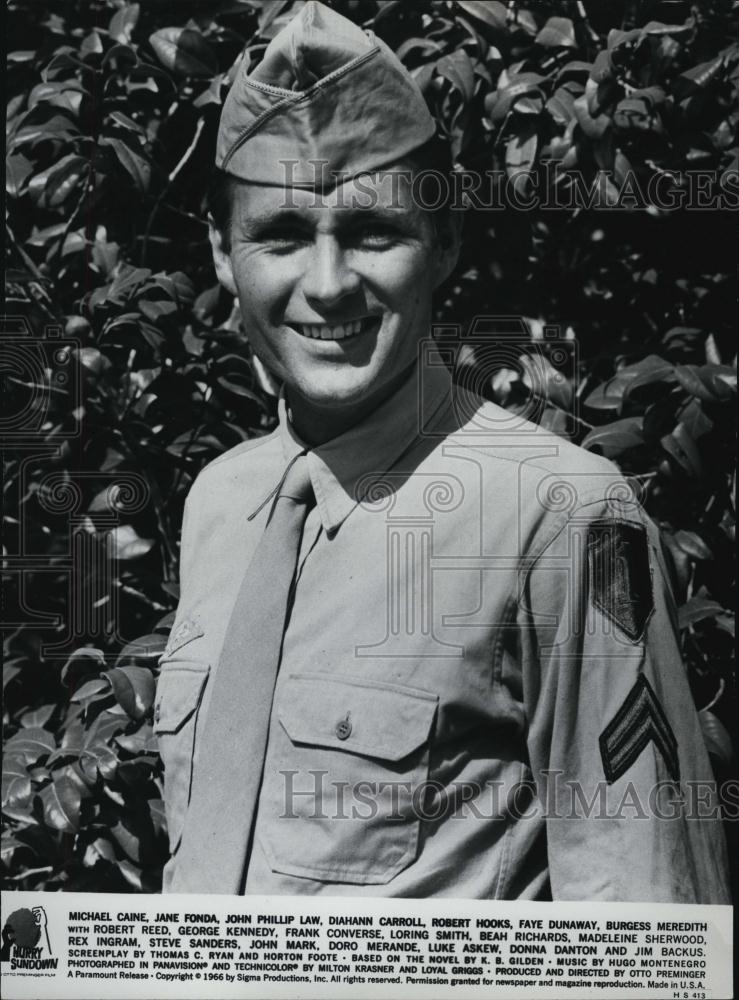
[216,0,436,187]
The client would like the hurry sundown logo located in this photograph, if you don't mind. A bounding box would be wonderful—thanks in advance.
[1,905,59,971]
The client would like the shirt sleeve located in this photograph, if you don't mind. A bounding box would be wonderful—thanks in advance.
[519,492,730,903]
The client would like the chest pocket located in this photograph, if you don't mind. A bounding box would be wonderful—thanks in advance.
[257,673,438,885]
[154,663,210,853]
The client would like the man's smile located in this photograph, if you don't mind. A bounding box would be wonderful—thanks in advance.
[290,316,380,341]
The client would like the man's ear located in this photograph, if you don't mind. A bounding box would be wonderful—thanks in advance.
[433,207,463,290]
[208,218,238,296]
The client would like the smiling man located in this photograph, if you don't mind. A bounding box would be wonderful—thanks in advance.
[209,167,457,445]
[155,1,729,902]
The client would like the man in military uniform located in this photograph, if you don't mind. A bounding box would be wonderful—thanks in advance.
[155,1,729,900]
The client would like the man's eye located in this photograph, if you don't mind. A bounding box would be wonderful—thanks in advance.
[260,227,311,248]
[350,225,400,248]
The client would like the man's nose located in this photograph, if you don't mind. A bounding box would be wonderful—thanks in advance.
[301,234,361,307]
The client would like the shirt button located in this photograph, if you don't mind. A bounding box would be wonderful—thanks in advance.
[155,703,161,723]
[335,715,352,740]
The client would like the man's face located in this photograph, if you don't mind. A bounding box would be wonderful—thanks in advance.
[211,167,457,427]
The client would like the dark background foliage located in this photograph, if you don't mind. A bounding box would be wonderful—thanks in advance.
[3,0,736,895]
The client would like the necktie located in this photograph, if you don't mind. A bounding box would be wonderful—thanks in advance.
[171,454,315,893]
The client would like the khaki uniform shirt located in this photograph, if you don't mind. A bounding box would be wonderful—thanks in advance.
[156,356,729,901]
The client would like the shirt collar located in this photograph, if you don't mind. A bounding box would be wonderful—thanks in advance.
[268,354,453,534]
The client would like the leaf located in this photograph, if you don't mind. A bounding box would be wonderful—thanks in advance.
[12,113,78,147]
[20,705,55,729]
[107,265,152,302]
[40,776,82,832]
[76,347,111,377]
[149,798,167,837]
[456,1,507,31]
[155,610,176,633]
[663,326,702,348]
[216,375,263,402]
[167,270,196,306]
[108,110,145,135]
[101,136,151,192]
[118,859,144,890]
[80,745,119,783]
[111,820,141,862]
[116,634,168,665]
[672,530,712,561]
[83,837,117,866]
[679,398,714,440]
[585,356,675,415]
[4,661,23,689]
[61,646,106,685]
[62,761,94,798]
[139,298,178,321]
[536,17,576,49]
[437,51,475,102]
[62,722,85,752]
[149,27,218,78]
[81,31,103,57]
[624,358,675,402]
[116,730,153,755]
[678,597,725,629]
[506,124,538,199]
[661,422,702,477]
[573,94,610,139]
[105,665,156,720]
[6,153,33,196]
[107,524,155,560]
[680,54,726,89]
[697,365,736,401]
[193,284,221,320]
[85,709,128,747]
[520,354,572,409]
[109,3,140,45]
[70,678,111,703]
[698,710,733,765]
[581,417,644,458]
[486,72,545,123]
[2,755,32,809]
[5,728,55,765]
[29,154,88,208]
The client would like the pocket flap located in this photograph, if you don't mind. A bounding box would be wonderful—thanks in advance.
[154,664,210,735]
[278,673,438,762]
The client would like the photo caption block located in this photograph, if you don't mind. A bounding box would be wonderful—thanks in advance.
[1,892,732,999]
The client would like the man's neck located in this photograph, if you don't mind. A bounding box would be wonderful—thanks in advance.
[286,365,417,447]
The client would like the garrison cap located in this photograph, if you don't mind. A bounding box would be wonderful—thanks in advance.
[215,0,436,187]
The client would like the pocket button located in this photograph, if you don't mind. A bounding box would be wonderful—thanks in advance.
[335,714,352,741]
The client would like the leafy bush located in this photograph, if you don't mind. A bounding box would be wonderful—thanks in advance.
[3,0,736,894]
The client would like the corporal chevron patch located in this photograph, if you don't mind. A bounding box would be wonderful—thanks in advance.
[587,520,653,642]
[600,675,680,784]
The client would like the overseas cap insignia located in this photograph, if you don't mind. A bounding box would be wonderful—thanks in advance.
[216,1,436,187]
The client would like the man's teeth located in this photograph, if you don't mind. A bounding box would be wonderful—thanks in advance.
[298,319,366,340]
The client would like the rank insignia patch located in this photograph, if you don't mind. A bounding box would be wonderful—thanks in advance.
[587,520,653,641]
[600,675,680,784]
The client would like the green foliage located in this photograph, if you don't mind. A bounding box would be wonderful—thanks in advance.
[4,0,736,892]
